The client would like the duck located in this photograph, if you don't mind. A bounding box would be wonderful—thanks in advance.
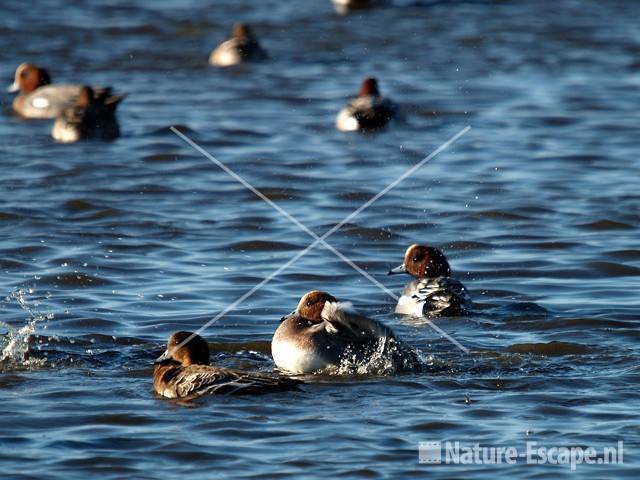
[272,290,412,374]
[388,244,471,317]
[209,23,268,67]
[335,77,397,132]
[332,0,377,15]
[153,331,301,399]
[8,62,104,119]
[51,86,125,143]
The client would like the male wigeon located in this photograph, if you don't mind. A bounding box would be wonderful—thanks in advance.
[8,63,89,119]
[388,244,471,316]
[153,331,301,399]
[51,86,125,143]
[335,77,397,132]
[272,290,412,374]
[209,23,268,67]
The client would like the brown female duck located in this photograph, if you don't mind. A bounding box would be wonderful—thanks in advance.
[154,331,300,398]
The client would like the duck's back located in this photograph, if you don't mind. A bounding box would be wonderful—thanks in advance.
[210,38,266,66]
[153,364,299,399]
[15,84,82,119]
[337,95,396,131]
[396,277,470,316]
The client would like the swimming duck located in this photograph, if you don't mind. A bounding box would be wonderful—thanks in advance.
[272,290,410,374]
[332,0,377,15]
[153,331,301,398]
[8,63,84,119]
[388,244,470,316]
[209,23,268,67]
[51,86,125,143]
[335,77,397,132]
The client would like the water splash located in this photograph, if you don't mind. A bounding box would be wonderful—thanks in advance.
[0,288,53,366]
[328,337,432,375]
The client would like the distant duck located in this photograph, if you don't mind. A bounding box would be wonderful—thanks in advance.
[8,62,118,120]
[272,290,412,374]
[209,23,268,67]
[153,331,301,399]
[388,244,471,317]
[336,77,397,132]
[52,86,125,143]
[332,0,378,15]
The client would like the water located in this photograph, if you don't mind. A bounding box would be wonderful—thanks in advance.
[1,0,639,477]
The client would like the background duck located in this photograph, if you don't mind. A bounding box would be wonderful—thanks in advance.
[388,244,471,317]
[9,62,95,119]
[153,331,301,399]
[272,290,413,374]
[209,23,268,67]
[335,77,397,132]
[52,86,125,143]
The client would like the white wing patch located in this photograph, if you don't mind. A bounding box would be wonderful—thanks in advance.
[31,97,50,109]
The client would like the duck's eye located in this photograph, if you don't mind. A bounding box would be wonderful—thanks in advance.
[306,300,313,307]
[413,254,423,262]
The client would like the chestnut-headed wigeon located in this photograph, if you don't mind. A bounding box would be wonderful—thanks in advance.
[8,63,121,120]
[272,290,412,374]
[388,244,471,316]
[153,331,301,399]
[209,23,268,67]
[52,86,125,143]
[335,77,397,132]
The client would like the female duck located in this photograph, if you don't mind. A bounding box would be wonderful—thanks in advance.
[388,244,470,316]
[209,23,268,67]
[336,77,397,132]
[272,290,409,374]
[154,331,300,398]
[52,86,125,143]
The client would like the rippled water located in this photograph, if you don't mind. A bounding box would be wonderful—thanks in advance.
[1,0,639,478]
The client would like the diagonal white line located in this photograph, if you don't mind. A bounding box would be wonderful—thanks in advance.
[170,127,398,297]
[412,317,470,354]
[170,126,471,354]
[186,236,324,341]
[315,126,471,241]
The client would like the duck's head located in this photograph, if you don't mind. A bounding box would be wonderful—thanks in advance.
[388,244,451,279]
[296,290,338,321]
[358,77,380,97]
[8,63,51,94]
[155,331,210,366]
[233,23,253,39]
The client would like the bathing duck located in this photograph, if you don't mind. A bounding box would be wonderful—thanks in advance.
[154,331,301,398]
[209,23,268,67]
[51,86,125,143]
[336,77,397,132]
[388,244,470,316]
[272,290,409,374]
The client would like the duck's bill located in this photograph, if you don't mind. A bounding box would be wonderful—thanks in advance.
[388,263,407,275]
[7,82,19,93]
[154,349,170,364]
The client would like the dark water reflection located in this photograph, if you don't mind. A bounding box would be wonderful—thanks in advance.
[1,0,639,478]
